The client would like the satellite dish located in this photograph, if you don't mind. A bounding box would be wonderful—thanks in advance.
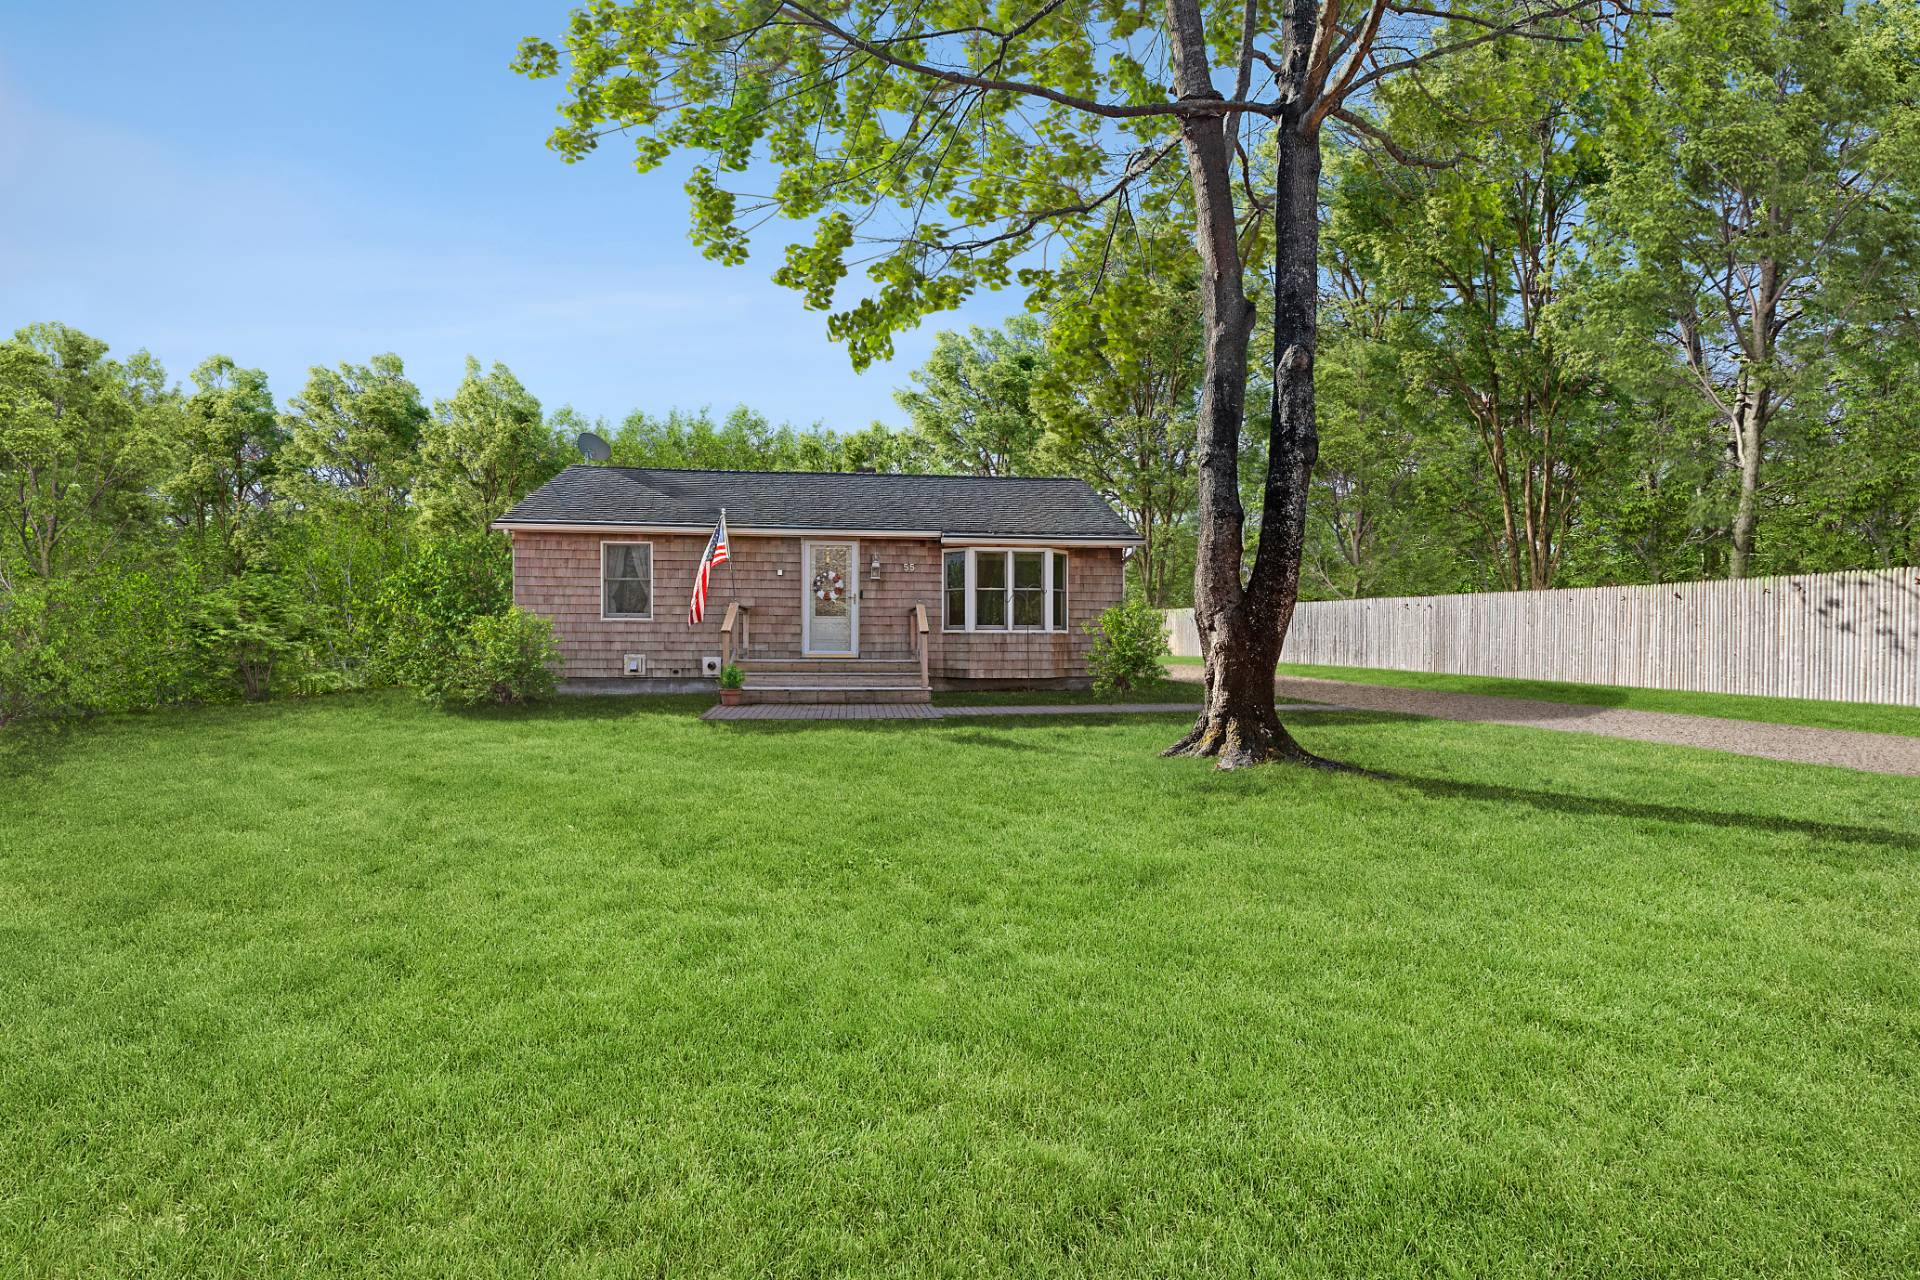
[575,431,611,463]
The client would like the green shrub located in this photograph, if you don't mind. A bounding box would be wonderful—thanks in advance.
[187,529,321,705]
[374,534,511,697]
[0,587,65,727]
[441,608,560,707]
[717,663,744,690]
[1,565,221,723]
[1084,594,1170,699]
[189,576,308,702]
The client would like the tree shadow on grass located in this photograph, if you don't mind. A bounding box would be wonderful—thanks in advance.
[1267,670,1650,722]
[454,693,717,723]
[1282,709,1423,728]
[0,716,87,784]
[1383,771,1918,852]
[940,730,1046,752]
[1225,708,1918,852]
[696,716,943,739]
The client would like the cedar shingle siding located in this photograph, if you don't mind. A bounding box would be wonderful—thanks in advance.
[511,530,1126,684]
[500,467,1137,687]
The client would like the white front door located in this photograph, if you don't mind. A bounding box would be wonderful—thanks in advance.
[803,541,858,655]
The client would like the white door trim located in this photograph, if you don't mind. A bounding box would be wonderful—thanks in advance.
[801,539,860,656]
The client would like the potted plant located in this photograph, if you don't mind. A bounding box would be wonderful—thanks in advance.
[717,663,745,705]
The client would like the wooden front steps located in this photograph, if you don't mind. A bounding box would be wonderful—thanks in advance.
[733,654,930,705]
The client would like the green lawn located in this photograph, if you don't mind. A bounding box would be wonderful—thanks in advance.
[1163,655,1920,736]
[933,675,1201,707]
[4,694,1917,1277]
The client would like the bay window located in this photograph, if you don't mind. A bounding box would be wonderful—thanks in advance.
[1011,552,1045,629]
[940,548,1070,632]
[974,550,1008,628]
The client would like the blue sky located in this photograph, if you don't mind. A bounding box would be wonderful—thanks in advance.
[0,1,1022,430]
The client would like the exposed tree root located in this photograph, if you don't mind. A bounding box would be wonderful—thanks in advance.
[1163,710,1375,774]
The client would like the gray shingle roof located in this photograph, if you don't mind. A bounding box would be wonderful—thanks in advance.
[496,466,1140,541]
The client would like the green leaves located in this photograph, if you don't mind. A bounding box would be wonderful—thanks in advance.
[1084,593,1172,697]
[414,357,566,534]
[685,166,752,264]
[1594,0,1920,573]
[167,356,283,545]
[771,209,853,306]
[281,353,428,506]
[893,316,1050,474]
[442,607,561,706]
[372,532,515,698]
[515,0,1178,364]
[0,322,169,583]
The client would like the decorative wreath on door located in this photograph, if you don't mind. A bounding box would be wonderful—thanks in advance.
[811,569,846,603]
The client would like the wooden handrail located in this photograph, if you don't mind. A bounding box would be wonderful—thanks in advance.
[720,601,741,668]
[911,603,929,690]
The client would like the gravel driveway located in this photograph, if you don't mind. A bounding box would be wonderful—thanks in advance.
[1164,669,1920,777]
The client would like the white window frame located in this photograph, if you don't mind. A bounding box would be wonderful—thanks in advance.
[941,547,1069,633]
[943,550,968,632]
[599,539,655,621]
[1052,550,1069,631]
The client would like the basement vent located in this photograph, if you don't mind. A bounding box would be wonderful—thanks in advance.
[624,653,646,675]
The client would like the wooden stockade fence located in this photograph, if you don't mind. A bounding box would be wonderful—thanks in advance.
[1163,568,1920,707]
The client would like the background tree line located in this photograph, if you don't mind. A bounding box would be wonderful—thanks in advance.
[0,330,929,722]
[875,0,1920,604]
[4,0,1914,724]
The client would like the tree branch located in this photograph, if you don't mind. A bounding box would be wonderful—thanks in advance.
[895,140,1180,254]
[775,1,1278,119]
[1330,107,1459,167]
[1303,0,1348,104]
[1306,0,1391,132]
[1340,0,1610,101]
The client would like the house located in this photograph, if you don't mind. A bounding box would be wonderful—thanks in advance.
[493,466,1141,703]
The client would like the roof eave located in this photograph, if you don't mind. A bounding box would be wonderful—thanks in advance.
[491,518,1140,546]
[937,532,1143,547]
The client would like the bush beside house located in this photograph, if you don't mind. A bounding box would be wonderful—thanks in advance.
[1085,595,1171,699]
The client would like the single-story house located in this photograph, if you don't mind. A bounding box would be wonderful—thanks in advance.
[493,466,1141,702]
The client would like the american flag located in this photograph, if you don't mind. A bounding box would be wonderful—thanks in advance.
[688,511,730,625]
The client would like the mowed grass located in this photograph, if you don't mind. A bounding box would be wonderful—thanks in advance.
[934,675,1201,706]
[3,694,1917,1278]
[1166,655,1920,736]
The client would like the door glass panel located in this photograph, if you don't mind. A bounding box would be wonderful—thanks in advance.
[811,545,849,617]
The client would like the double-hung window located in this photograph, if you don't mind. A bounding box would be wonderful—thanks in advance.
[941,548,1069,632]
[601,541,653,619]
[944,550,967,630]
[974,550,1008,629]
[1011,551,1045,629]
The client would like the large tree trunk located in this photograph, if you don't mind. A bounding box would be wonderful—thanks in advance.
[1727,369,1764,578]
[1727,258,1780,580]
[1166,125,1326,769]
